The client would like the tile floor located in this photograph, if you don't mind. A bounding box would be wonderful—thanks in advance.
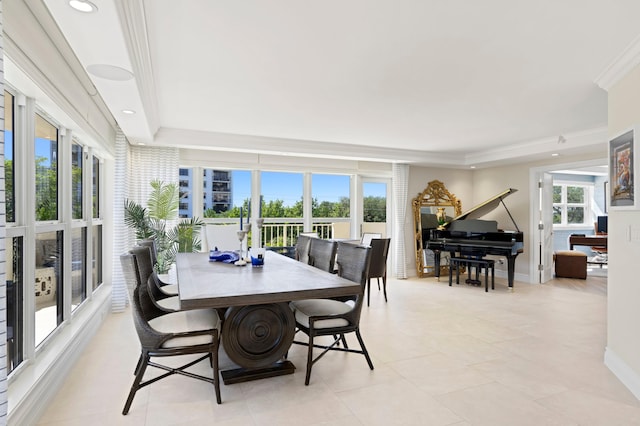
[37,271,640,425]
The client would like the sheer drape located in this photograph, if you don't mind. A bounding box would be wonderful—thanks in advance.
[392,163,409,279]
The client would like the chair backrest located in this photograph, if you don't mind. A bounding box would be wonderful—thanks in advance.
[138,238,157,264]
[295,235,313,264]
[336,242,371,286]
[308,238,338,273]
[205,224,244,251]
[129,245,155,288]
[336,242,372,323]
[120,253,138,301]
[368,238,391,278]
[361,232,382,247]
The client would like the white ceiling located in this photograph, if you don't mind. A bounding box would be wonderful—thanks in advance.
[41,0,640,167]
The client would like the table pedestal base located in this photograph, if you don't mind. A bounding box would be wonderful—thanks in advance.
[221,360,296,385]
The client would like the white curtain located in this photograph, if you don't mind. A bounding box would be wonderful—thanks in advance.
[392,163,410,279]
[111,139,179,312]
[112,128,131,312]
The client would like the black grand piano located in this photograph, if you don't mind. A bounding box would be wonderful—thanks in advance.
[426,188,524,289]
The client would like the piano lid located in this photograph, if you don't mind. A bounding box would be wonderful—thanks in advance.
[443,188,520,231]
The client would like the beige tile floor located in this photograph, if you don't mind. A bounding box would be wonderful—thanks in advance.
[38,270,640,425]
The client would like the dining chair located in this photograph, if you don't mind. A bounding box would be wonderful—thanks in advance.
[138,238,179,296]
[295,234,313,264]
[121,283,222,415]
[127,245,180,312]
[289,241,373,385]
[367,238,391,306]
[308,238,338,273]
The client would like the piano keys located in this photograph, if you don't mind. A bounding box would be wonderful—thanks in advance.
[426,188,524,289]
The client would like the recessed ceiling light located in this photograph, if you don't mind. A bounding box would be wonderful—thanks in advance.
[551,153,560,157]
[122,109,136,115]
[86,64,134,81]
[69,0,98,13]
[470,166,476,169]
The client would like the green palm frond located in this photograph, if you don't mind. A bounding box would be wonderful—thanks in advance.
[124,200,153,239]
[147,179,179,220]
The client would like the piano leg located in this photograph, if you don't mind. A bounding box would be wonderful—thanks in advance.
[433,251,441,281]
[506,255,516,290]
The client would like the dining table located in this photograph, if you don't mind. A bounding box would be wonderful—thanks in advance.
[175,251,362,384]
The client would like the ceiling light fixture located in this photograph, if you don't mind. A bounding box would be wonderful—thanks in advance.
[69,0,98,13]
[551,153,560,157]
[121,109,136,115]
[86,64,134,81]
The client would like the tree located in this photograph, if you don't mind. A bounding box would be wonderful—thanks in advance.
[124,180,204,273]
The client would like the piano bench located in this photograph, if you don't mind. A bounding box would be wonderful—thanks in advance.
[554,250,587,279]
[449,257,495,292]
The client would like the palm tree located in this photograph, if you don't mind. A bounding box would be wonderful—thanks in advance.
[124,180,204,273]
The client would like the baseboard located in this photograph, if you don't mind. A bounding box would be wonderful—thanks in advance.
[8,286,112,425]
[604,346,640,401]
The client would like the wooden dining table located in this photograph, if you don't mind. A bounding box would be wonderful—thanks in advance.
[176,251,362,384]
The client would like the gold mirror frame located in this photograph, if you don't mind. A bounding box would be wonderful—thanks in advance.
[412,180,462,277]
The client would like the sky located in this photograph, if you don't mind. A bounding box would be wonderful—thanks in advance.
[231,170,386,207]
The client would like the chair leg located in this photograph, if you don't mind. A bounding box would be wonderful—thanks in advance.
[377,277,381,290]
[382,275,387,302]
[212,342,221,404]
[367,278,371,307]
[354,329,374,370]
[123,351,150,415]
[305,334,315,386]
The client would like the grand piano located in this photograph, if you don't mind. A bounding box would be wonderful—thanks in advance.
[426,188,524,289]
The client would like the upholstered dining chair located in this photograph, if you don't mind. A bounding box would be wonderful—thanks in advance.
[289,242,373,385]
[127,245,180,312]
[138,238,179,296]
[367,238,391,306]
[121,283,222,414]
[308,238,338,273]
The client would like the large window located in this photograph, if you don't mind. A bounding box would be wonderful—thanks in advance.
[312,174,350,218]
[5,91,15,222]
[261,171,303,217]
[553,183,592,226]
[35,114,59,221]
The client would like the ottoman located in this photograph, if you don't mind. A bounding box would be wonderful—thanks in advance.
[554,250,587,279]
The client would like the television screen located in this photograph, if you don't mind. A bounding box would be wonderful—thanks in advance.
[597,216,608,234]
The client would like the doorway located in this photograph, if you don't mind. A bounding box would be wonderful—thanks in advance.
[530,159,608,284]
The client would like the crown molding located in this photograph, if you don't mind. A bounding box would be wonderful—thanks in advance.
[595,34,640,91]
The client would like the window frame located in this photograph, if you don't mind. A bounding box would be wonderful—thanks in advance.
[552,181,594,229]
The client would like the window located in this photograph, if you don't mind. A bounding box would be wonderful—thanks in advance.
[71,228,87,310]
[35,114,59,221]
[92,225,103,291]
[92,155,100,218]
[312,174,350,218]
[261,171,303,217]
[363,182,387,222]
[72,143,83,219]
[7,237,24,374]
[553,183,591,226]
[5,91,15,222]
[35,230,63,346]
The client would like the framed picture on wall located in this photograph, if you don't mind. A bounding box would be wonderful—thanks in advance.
[609,127,640,210]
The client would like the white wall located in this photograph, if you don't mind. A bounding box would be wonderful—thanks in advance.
[605,64,640,399]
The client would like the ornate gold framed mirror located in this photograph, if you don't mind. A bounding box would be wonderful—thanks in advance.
[412,180,462,277]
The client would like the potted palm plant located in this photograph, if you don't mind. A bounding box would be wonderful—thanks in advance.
[124,179,204,273]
